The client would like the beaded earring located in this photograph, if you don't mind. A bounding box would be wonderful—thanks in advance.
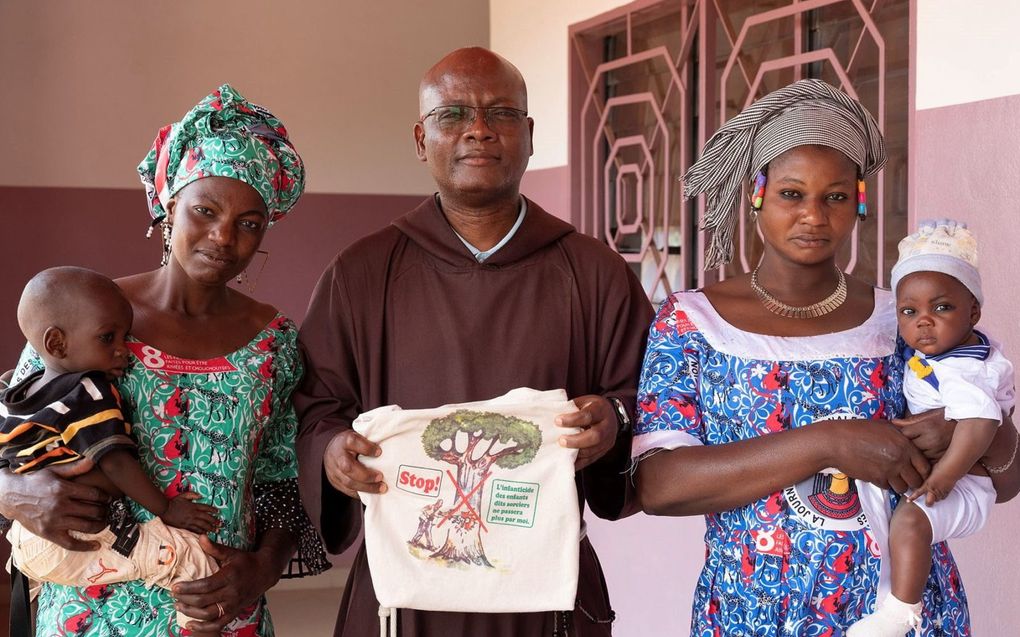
[749,170,767,221]
[159,222,173,267]
[857,177,867,221]
[145,215,173,266]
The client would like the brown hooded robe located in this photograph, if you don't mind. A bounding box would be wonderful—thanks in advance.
[295,196,653,636]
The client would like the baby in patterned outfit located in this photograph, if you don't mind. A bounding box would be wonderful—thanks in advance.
[1,266,219,629]
[850,220,1015,636]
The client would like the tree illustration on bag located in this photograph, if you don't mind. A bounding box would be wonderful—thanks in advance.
[418,409,541,566]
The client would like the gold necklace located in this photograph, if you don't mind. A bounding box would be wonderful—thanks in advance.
[750,267,848,319]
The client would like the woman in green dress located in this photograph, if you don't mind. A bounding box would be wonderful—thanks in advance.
[0,84,327,636]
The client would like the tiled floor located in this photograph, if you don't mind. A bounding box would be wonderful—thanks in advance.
[264,566,348,636]
[265,582,344,631]
[266,586,343,636]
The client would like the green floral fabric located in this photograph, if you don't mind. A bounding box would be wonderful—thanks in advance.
[28,315,303,636]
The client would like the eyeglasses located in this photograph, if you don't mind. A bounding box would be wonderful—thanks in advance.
[419,105,528,134]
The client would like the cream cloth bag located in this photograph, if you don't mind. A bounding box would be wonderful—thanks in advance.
[355,387,581,614]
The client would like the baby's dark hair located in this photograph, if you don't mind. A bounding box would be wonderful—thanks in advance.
[16,266,130,351]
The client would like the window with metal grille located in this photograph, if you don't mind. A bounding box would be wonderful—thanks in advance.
[569,0,909,303]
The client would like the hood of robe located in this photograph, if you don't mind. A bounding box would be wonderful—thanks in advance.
[392,195,575,267]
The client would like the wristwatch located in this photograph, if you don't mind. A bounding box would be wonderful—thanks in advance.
[607,396,632,436]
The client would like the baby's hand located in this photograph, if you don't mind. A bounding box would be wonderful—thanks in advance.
[161,492,219,534]
[908,476,954,507]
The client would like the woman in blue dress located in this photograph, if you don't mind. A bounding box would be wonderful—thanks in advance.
[631,80,1020,636]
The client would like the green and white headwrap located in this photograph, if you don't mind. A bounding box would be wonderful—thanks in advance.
[684,79,886,269]
[138,84,305,229]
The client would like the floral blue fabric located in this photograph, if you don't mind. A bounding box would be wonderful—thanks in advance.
[633,290,970,636]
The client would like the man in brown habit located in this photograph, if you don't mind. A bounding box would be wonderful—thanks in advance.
[294,46,653,636]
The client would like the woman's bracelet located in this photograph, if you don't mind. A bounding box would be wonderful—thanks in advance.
[979,425,1020,475]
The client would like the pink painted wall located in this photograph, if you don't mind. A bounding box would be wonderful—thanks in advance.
[0,2,489,195]
[520,165,570,222]
[912,94,1020,634]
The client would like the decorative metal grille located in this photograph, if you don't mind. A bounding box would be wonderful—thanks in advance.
[570,0,908,302]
